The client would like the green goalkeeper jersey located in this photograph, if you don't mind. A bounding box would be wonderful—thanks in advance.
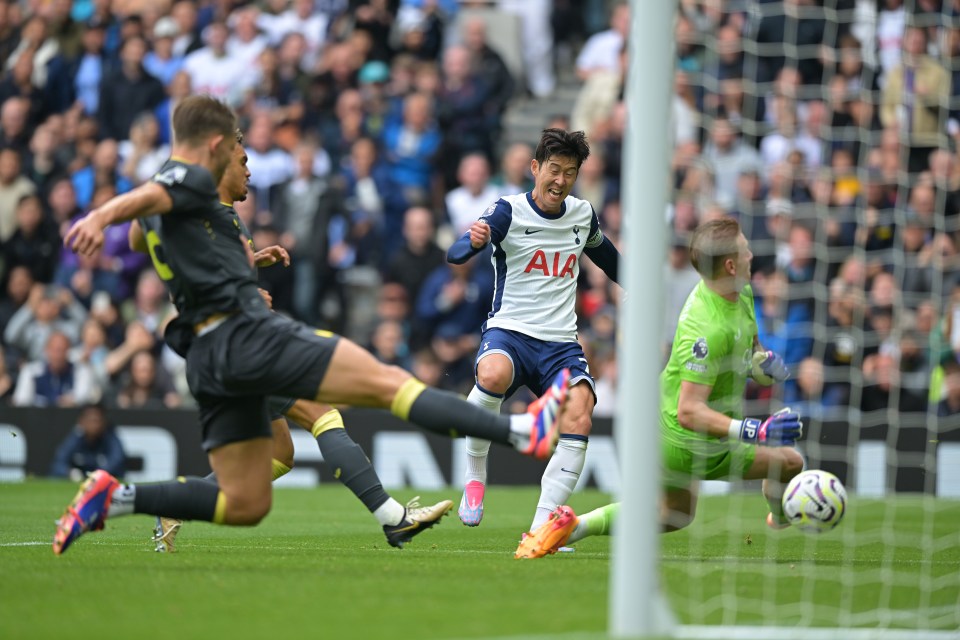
[660,280,758,456]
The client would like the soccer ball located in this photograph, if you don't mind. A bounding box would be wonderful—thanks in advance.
[781,470,847,534]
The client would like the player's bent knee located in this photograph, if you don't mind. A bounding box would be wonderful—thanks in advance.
[379,364,413,401]
[271,441,295,470]
[475,369,511,395]
[224,492,273,525]
[475,354,513,394]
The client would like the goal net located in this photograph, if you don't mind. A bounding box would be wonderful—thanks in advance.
[621,0,960,637]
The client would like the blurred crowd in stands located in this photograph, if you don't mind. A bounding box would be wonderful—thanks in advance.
[1,0,959,424]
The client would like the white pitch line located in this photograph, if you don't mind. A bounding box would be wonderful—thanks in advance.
[0,539,610,557]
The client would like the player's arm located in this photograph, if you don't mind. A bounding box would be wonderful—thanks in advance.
[128,220,147,254]
[750,335,789,386]
[448,221,491,264]
[582,207,620,284]
[677,380,741,438]
[447,198,512,264]
[66,183,173,256]
[583,236,620,284]
[678,381,802,446]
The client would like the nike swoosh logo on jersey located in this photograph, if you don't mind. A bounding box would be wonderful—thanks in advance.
[560,468,581,476]
[524,229,543,235]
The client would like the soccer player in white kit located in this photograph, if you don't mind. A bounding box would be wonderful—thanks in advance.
[447,129,622,549]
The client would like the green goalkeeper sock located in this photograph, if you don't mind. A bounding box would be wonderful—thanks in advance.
[567,502,620,544]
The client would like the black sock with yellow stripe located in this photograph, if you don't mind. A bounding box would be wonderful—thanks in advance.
[133,477,224,522]
[312,409,390,513]
[392,378,512,444]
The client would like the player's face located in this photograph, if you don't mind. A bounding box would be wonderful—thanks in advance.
[209,135,236,184]
[222,145,250,202]
[531,154,579,214]
[733,232,752,289]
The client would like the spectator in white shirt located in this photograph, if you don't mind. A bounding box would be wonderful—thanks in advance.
[701,115,763,208]
[876,0,905,86]
[170,0,203,59]
[575,3,629,81]
[258,0,329,63]
[13,331,99,407]
[444,153,501,235]
[498,0,555,97]
[183,21,250,105]
[118,112,170,185]
[760,98,822,171]
[227,8,269,66]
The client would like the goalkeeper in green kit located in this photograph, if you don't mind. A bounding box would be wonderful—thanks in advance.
[516,218,804,559]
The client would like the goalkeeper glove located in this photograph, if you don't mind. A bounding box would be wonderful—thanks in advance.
[729,407,803,446]
[751,350,789,385]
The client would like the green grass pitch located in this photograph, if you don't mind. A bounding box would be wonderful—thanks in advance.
[1,481,957,639]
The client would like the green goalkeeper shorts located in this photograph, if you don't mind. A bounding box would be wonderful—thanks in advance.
[661,439,758,491]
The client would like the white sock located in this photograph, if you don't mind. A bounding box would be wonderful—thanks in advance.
[566,520,589,544]
[107,484,136,518]
[464,385,502,485]
[506,414,533,450]
[531,436,588,530]
[373,498,406,526]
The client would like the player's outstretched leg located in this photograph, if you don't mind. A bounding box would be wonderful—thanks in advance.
[56,399,275,555]
[313,339,568,460]
[566,502,618,545]
[288,402,453,548]
[56,468,235,556]
[514,502,620,559]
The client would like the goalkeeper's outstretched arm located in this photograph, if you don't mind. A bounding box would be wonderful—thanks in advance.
[677,380,741,438]
[677,381,802,446]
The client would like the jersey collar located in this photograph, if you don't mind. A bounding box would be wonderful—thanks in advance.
[526,191,567,219]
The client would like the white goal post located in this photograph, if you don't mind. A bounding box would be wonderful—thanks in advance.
[612,1,959,638]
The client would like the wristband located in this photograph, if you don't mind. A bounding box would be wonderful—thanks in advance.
[728,419,742,440]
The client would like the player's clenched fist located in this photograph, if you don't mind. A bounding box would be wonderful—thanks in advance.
[64,215,105,256]
[469,221,491,249]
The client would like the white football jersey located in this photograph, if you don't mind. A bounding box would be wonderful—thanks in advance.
[479,192,604,342]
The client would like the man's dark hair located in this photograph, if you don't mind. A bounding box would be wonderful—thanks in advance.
[534,128,590,169]
[172,95,236,146]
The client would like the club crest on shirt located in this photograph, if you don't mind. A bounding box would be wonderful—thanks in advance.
[692,337,709,360]
[480,202,497,221]
[154,166,187,186]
